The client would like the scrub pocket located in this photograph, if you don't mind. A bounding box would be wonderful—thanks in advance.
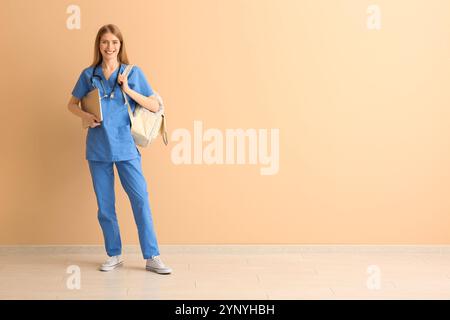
[116,124,134,144]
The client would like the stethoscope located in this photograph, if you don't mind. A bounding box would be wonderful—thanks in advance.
[90,63,122,99]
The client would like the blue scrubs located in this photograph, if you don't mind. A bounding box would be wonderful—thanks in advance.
[72,64,160,259]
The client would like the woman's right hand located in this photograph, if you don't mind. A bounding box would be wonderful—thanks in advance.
[83,112,101,128]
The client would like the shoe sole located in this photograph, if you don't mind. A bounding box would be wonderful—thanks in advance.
[146,266,172,274]
[99,261,124,272]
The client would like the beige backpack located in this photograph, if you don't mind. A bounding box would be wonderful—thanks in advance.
[121,64,168,147]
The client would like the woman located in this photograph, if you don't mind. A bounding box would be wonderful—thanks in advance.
[67,24,171,274]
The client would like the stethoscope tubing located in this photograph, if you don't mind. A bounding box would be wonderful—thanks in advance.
[90,63,122,99]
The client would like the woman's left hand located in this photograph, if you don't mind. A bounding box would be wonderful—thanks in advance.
[117,73,130,92]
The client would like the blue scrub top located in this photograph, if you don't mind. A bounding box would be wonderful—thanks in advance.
[72,64,154,162]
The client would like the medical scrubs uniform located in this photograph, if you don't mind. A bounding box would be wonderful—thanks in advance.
[72,64,160,259]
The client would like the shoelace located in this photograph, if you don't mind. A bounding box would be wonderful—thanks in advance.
[106,256,118,264]
[150,256,164,266]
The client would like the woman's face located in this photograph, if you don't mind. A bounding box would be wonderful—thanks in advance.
[99,33,121,63]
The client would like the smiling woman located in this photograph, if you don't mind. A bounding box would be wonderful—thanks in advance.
[93,27,150,99]
[101,38,120,63]
[92,26,126,80]
[66,24,171,275]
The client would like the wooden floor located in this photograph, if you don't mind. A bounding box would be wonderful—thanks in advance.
[0,245,449,300]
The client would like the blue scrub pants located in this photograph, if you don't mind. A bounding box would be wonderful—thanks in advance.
[88,157,160,259]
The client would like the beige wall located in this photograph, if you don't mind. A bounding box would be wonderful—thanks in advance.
[1,0,450,244]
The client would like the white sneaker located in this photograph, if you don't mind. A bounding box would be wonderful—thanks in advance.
[146,255,172,274]
[99,255,123,272]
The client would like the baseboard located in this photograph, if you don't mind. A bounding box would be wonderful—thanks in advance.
[1,244,450,254]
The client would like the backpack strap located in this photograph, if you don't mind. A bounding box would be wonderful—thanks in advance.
[160,114,168,145]
[122,64,134,77]
[120,64,136,119]
[120,64,134,104]
[152,92,168,145]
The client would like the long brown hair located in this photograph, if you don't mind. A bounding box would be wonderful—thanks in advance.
[90,24,130,67]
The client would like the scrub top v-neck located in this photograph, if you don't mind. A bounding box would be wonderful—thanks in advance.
[72,64,154,162]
